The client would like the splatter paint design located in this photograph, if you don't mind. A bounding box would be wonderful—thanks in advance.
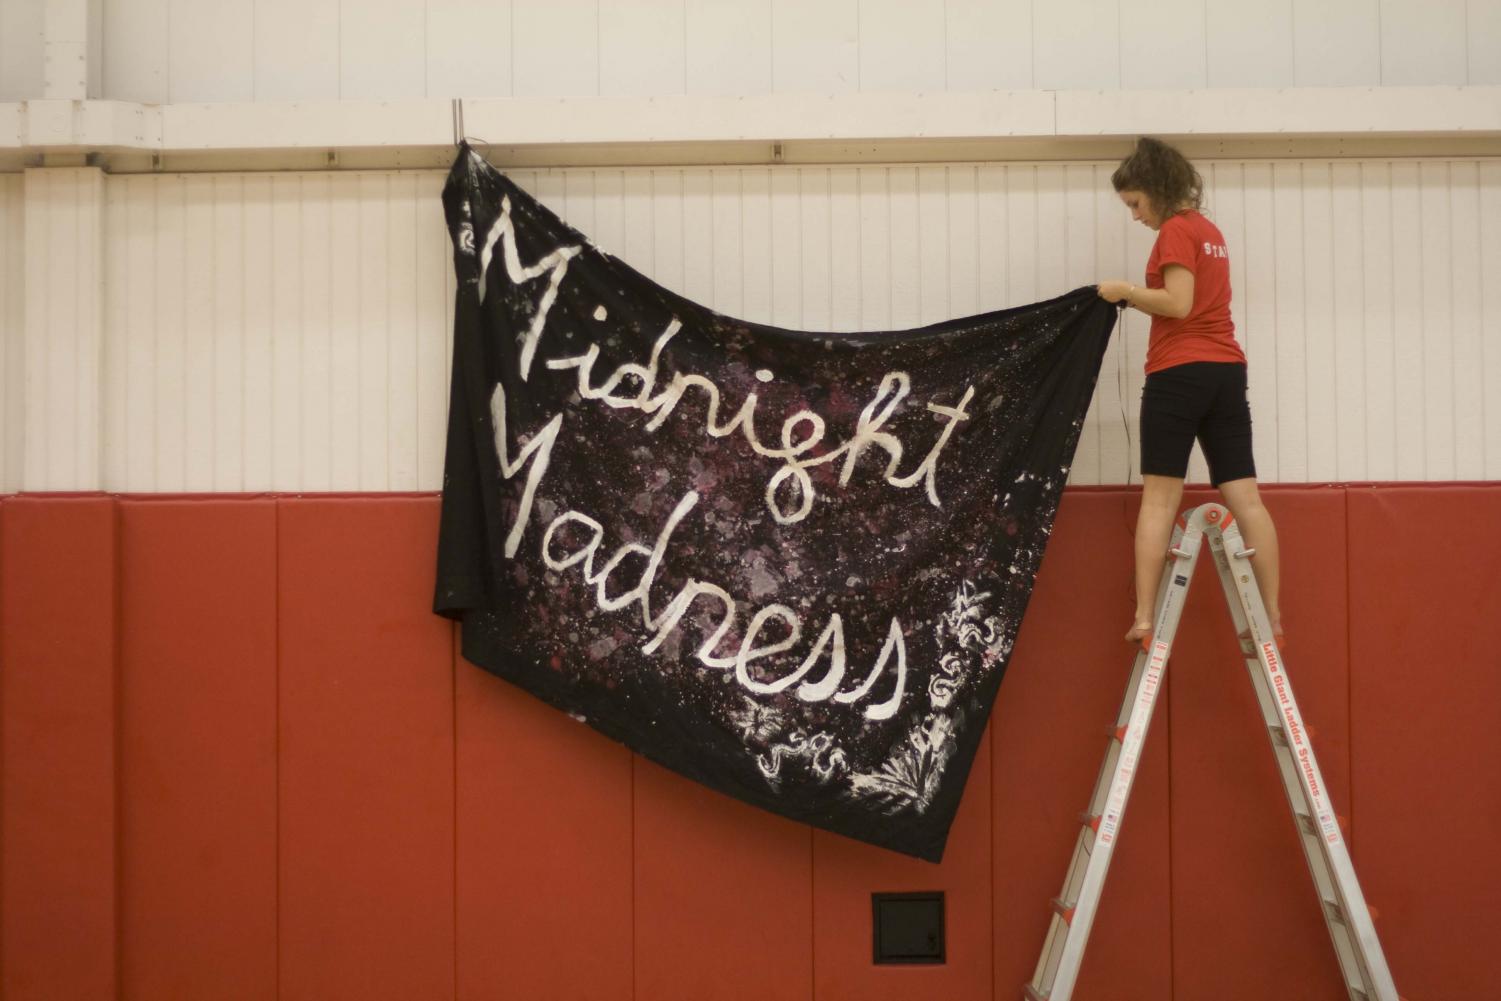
[434,144,1117,862]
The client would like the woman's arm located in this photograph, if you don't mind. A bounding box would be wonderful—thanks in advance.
[1097,265,1195,318]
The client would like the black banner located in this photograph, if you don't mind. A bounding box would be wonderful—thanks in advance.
[435,144,1116,862]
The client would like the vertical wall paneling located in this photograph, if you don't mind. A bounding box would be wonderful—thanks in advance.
[299,174,333,490]
[916,165,948,329]
[270,173,302,489]
[1239,163,1279,480]
[1483,161,1501,477]
[1330,162,1367,480]
[1450,162,1485,479]
[243,173,274,490]
[1360,161,1397,479]
[799,167,832,332]
[1390,162,1426,479]
[856,167,889,332]
[1273,161,1308,482]
[1303,163,1339,479]
[828,166,861,331]
[682,168,715,309]
[73,158,1501,492]
[769,167,800,328]
[741,169,773,325]
[715,169,749,321]
[1,174,25,493]
[1421,162,1457,479]
[887,166,921,331]
[24,167,104,491]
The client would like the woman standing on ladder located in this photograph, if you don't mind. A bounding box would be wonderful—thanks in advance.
[1096,137,1283,646]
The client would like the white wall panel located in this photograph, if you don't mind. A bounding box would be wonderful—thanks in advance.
[427,0,514,98]
[103,0,168,103]
[25,167,103,490]
[59,156,1501,493]
[1483,161,1501,477]
[943,0,1031,91]
[601,0,685,96]
[90,0,1501,101]
[0,173,22,493]
[1120,0,1206,91]
[770,0,857,93]
[1034,0,1118,91]
[340,0,426,101]
[1381,0,1467,86]
[254,0,338,100]
[168,0,252,102]
[0,0,45,101]
[859,0,945,94]
[1207,0,1295,88]
[512,0,600,97]
[1293,0,1380,86]
[1473,0,1501,85]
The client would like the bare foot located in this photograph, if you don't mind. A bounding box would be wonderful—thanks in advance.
[1124,620,1153,647]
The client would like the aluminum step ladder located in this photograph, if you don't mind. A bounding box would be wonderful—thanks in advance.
[1024,503,1401,1001]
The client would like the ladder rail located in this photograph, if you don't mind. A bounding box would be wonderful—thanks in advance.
[1024,504,1402,1001]
[1029,515,1208,1001]
[1205,517,1400,1000]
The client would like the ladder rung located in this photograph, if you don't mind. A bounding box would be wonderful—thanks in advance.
[1269,724,1289,747]
[1233,547,1256,559]
[1324,899,1348,926]
[1296,812,1316,836]
[1050,897,1077,926]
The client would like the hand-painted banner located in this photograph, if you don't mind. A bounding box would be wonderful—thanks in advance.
[435,144,1117,862]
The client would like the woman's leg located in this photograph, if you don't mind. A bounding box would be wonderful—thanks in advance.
[1128,473,1186,644]
[1217,476,1282,636]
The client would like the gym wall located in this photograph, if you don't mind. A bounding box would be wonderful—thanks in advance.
[2,2,1499,1000]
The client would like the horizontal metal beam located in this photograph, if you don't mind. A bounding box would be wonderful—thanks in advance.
[2,87,1499,171]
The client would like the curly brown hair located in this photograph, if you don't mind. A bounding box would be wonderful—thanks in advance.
[1111,137,1204,219]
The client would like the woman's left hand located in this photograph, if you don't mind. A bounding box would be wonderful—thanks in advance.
[1096,280,1132,304]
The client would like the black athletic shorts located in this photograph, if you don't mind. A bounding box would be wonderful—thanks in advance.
[1139,361,1256,486]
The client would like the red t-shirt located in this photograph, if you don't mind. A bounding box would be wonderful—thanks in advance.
[1143,210,1245,373]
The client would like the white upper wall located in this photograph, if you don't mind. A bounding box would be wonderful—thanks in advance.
[3,0,1498,103]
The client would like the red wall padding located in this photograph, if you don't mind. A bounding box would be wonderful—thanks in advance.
[1,486,1496,1001]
